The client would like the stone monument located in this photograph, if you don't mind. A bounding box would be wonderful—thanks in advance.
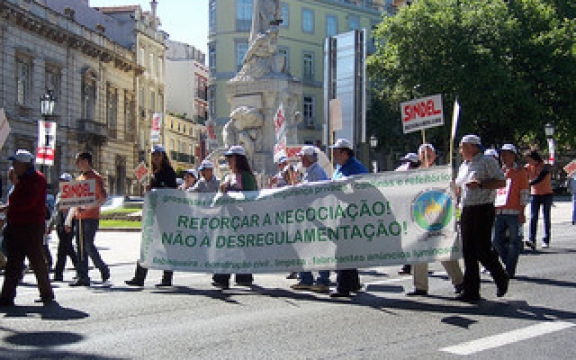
[224,0,302,175]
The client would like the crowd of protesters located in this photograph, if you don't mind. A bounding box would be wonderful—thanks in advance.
[0,135,565,307]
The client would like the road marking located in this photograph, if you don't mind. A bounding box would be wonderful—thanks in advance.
[440,321,575,355]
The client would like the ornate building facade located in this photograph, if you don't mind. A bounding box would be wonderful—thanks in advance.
[0,0,141,195]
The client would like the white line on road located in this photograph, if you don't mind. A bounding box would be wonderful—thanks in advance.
[440,321,575,356]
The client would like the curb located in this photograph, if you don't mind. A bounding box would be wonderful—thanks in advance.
[99,228,142,233]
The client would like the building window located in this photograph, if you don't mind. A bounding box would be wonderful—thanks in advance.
[209,0,216,33]
[159,92,164,113]
[149,53,155,78]
[208,44,216,73]
[208,85,216,118]
[236,0,253,32]
[278,47,289,72]
[158,57,164,81]
[45,65,61,113]
[150,90,156,112]
[326,15,338,37]
[236,42,249,71]
[348,15,360,30]
[280,2,289,28]
[106,85,118,138]
[303,52,314,80]
[139,47,145,65]
[303,95,315,127]
[124,91,135,136]
[82,70,97,119]
[16,57,31,106]
[302,9,314,34]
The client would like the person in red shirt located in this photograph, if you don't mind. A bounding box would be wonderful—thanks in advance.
[524,150,553,249]
[493,144,529,278]
[68,151,110,287]
[0,150,54,307]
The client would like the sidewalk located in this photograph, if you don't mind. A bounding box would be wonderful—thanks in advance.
[550,196,573,224]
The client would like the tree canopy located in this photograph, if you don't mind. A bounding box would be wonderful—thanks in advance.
[367,0,576,153]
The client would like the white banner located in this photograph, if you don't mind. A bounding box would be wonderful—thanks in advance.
[401,94,444,134]
[140,166,461,273]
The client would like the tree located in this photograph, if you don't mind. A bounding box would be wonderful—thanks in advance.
[367,0,576,154]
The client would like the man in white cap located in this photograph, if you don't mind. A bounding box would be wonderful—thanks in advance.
[0,150,54,306]
[269,153,298,188]
[48,173,79,282]
[328,139,368,297]
[396,152,420,172]
[406,143,464,296]
[395,152,421,275]
[190,160,220,193]
[492,143,529,278]
[455,135,509,302]
[290,145,331,292]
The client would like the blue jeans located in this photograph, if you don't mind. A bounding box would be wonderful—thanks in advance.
[572,194,576,225]
[492,214,522,277]
[75,219,108,282]
[298,271,330,286]
[529,194,553,244]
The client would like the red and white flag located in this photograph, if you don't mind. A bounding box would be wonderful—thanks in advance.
[36,120,57,166]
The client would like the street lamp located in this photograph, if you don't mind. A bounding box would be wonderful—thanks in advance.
[544,122,555,138]
[544,122,555,166]
[369,135,378,173]
[39,91,56,182]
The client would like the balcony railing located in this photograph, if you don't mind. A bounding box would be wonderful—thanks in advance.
[170,151,193,164]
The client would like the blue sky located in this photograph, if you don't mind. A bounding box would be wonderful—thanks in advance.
[90,0,209,54]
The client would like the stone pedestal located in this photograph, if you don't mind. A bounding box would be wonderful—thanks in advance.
[226,76,301,176]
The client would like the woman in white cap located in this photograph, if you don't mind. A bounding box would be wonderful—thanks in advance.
[212,145,257,289]
[125,145,178,287]
[178,168,198,191]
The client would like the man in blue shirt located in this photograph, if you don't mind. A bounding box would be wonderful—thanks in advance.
[329,139,368,297]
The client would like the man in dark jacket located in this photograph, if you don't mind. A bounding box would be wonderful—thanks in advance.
[0,150,54,307]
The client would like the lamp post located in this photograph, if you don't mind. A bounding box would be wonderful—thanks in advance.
[369,135,378,173]
[39,91,56,182]
[544,122,555,165]
[544,122,555,138]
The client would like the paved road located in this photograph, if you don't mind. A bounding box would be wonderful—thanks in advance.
[0,200,574,359]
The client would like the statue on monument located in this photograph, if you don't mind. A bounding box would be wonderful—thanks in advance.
[222,106,264,162]
[249,0,282,44]
[233,0,284,81]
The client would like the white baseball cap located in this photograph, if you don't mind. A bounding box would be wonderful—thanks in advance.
[401,153,419,163]
[329,138,353,150]
[500,144,517,153]
[198,160,214,171]
[59,173,73,182]
[183,168,198,178]
[484,148,498,157]
[418,143,435,154]
[224,145,246,157]
[297,145,316,157]
[460,134,482,146]
[8,149,34,163]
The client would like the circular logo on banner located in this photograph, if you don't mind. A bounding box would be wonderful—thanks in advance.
[412,190,454,232]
